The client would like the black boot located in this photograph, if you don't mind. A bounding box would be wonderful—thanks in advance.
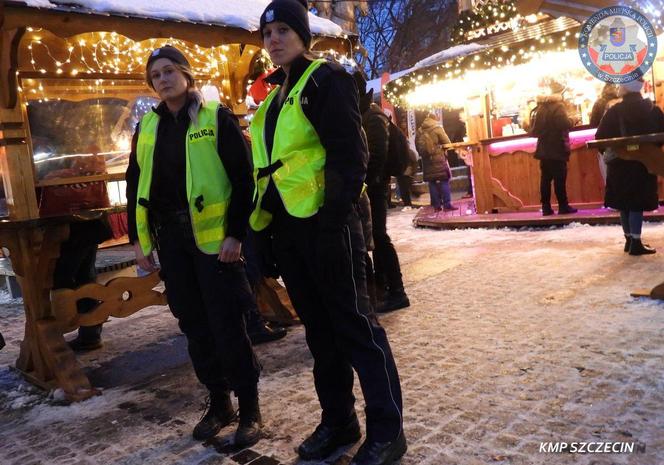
[558,204,578,214]
[248,322,287,345]
[624,235,632,253]
[192,391,237,441]
[235,392,262,447]
[297,413,361,460]
[542,204,554,216]
[67,325,103,352]
[377,289,410,313]
[629,238,656,256]
[350,431,407,465]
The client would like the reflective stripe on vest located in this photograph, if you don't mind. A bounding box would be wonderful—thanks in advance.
[249,59,326,231]
[135,101,231,255]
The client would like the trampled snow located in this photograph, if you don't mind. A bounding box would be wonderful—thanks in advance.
[1,211,663,464]
[18,0,344,36]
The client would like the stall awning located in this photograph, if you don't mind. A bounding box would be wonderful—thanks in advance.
[516,0,663,24]
[389,15,579,80]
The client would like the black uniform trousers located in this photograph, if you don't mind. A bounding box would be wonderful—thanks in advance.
[367,184,405,296]
[270,207,403,442]
[539,159,569,207]
[156,219,260,397]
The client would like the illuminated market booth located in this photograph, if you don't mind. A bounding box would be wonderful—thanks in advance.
[384,0,664,218]
[0,0,351,399]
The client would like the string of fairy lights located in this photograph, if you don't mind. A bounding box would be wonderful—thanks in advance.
[383,0,583,108]
[18,27,358,107]
[385,0,664,109]
[18,28,263,105]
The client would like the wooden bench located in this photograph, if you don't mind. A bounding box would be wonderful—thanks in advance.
[48,272,168,400]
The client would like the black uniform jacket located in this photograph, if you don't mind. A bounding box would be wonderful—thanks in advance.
[125,99,254,243]
[260,55,368,231]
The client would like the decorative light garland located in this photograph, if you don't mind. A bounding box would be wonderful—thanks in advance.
[384,0,581,108]
[18,28,356,107]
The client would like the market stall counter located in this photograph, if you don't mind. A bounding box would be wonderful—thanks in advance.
[472,126,607,213]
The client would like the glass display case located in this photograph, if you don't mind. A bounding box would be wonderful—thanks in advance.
[22,78,158,214]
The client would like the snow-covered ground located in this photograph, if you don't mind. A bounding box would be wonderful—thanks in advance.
[1,211,663,464]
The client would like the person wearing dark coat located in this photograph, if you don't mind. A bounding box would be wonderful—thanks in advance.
[529,82,578,216]
[596,78,664,255]
[125,45,262,445]
[590,83,620,128]
[251,2,406,464]
[357,84,410,314]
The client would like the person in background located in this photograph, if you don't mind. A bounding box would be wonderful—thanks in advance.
[590,83,620,128]
[241,230,288,344]
[397,119,416,209]
[355,73,410,314]
[529,80,578,216]
[590,83,621,183]
[126,45,262,446]
[59,219,112,351]
[596,78,664,255]
[251,1,406,464]
[442,108,472,198]
[416,113,457,212]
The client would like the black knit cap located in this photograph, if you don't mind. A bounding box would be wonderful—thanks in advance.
[260,0,312,49]
[146,45,191,72]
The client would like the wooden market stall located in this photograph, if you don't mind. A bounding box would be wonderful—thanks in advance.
[0,0,351,400]
[384,0,664,221]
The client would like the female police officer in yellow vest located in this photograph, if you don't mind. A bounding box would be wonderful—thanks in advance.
[125,45,261,446]
[251,2,406,464]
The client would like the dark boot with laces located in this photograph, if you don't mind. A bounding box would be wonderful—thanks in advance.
[297,412,361,460]
[350,431,407,465]
[235,392,262,447]
[192,391,237,441]
[624,235,632,253]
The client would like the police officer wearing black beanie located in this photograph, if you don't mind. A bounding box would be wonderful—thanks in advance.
[251,2,407,465]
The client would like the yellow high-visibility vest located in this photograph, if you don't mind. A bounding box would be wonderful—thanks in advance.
[135,101,231,255]
[249,59,326,231]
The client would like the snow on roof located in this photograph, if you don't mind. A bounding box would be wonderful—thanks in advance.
[369,43,490,92]
[366,69,412,95]
[413,43,489,69]
[18,0,344,37]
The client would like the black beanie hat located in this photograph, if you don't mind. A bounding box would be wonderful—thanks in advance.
[260,0,312,49]
[146,45,191,73]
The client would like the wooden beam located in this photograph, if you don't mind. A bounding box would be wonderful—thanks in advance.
[0,104,38,219]
[0,27,23,109]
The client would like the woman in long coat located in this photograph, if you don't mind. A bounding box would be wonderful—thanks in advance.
[596,78,664,255]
